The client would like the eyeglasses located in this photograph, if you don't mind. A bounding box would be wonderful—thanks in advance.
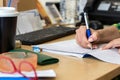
[0,55,38,80]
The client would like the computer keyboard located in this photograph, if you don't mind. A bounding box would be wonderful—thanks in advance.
[16,26,76,45]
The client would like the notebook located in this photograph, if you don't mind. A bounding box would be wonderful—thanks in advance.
[36,39,120,65]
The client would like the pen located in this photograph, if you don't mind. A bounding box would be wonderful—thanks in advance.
[83,12,93,50]
[8,0,13,7]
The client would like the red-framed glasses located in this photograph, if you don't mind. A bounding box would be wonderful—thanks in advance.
[0,55,38,80]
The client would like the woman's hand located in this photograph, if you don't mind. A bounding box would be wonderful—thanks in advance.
[75,25,120,49]
[75,26,100,49]
[102,38,120,53]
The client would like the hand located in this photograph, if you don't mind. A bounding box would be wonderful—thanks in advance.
[75,26,100,49]
[75,25,120,49]
[102,38,120,53]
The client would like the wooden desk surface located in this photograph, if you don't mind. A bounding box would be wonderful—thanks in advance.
[22,34,120,80]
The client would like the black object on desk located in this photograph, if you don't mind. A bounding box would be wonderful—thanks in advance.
[84,0,120,25]
[16,26,76,45]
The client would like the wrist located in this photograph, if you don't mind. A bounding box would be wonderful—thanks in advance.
[98,26,120,43]
[96,28,113,43]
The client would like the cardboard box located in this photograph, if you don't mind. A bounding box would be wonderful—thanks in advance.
[17,0,36,11]
[0,0,3,6]
[3,0,36,11]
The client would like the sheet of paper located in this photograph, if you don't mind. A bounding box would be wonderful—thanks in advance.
[0,69,56,78]
[17,13,34,34]
[38,39,92,54]
[37,39,120,64]
[43,49,85,58]
[88,49,120,64]
[17,9,43,35]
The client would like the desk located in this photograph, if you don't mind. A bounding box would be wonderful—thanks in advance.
[22,34,120,80]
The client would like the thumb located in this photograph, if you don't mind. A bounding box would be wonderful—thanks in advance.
[88,32,98,43]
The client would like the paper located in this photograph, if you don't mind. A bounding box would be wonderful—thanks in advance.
[17,9,43,35]
[0,69,56,78]
[37,39,120,64]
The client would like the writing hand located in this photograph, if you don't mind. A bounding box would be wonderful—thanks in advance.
[75,26,99,49]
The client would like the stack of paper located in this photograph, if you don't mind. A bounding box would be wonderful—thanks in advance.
[37,39,120,64]
[0,69,56,78]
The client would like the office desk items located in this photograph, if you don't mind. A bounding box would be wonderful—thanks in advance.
[16,26,76,45]
[84,12,91,38]
[0,7,19,53]
[17,9,42,35]
[0,69,56,78]
[8,0,12,7]
[38,39,120,64]
[36,0,51,24]
[10,48,59,65]
[0,52,37,71]
[84,0,120,25]
[19,35,120,80]
[60,0,79,25]
[83,12,92,49]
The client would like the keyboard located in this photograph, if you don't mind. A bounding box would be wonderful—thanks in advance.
[16,26,76,45]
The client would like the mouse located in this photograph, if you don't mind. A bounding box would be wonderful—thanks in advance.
[89,20,103,30]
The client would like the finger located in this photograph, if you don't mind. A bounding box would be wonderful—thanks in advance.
[75,26,87,44]
[75,26,91,48]
[112,44,120,48]
[87,43,93,49]
[76,32,90,48]
[75,29,81,44]
[118,48,120,54]
[102,43,113,50]
[88,32,98,43]
[92,44,98,49]
[75,33,80,45]
[102,38,120,50]
[79,27,92,48]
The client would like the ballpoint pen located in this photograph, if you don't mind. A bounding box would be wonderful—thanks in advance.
[83,12,93,50]
[8,0,12,7]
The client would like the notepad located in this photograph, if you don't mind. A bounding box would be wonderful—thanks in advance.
[37,39,120,64]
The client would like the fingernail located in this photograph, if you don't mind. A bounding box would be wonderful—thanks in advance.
[87,44,92,49]
[88,37,94,42]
